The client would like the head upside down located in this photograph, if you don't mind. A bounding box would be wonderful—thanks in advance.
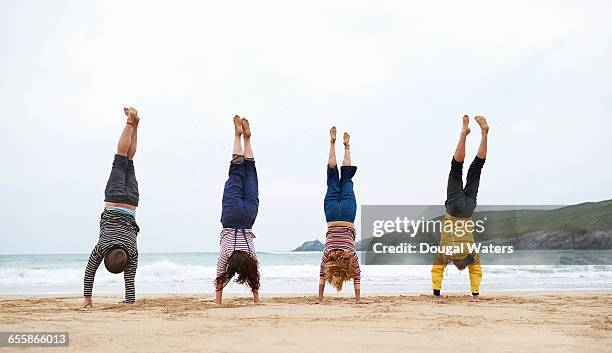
[215,250,260,292]
[104,248,129,274]
[323,249,358,291]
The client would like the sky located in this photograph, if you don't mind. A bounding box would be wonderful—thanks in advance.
[0,0,611,254]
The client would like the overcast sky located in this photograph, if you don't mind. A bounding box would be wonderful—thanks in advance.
[1,0,610,254]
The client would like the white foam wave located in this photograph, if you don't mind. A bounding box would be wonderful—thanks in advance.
[1,260,611,294]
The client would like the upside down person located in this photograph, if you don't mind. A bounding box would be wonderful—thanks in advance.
[82,107,142,308]
[432,115,489,303]
[215,115,261,306]
[318,126,366,304]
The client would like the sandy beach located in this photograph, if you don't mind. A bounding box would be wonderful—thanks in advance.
[0,293,610,353]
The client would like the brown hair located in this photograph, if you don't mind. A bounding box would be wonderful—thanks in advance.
[323,249,358,291]
[104,248,128,274]
[215,251,260,292]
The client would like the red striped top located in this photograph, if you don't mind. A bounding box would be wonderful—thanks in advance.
[319,226,361,285]
[216,228,257,289]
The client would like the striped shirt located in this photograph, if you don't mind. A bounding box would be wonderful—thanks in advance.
[319,225,361,286]
[84,208,140,303]
[216,227,257,290]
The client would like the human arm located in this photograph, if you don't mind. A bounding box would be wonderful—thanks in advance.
[214,248,229,306]
[82,245,103,307]
[123,254,138,304]
[317,252,328,303]
[352,254,367,304]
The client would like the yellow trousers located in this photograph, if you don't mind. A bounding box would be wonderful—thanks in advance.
[431,262,482,294]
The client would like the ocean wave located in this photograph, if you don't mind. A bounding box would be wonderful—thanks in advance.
[0,260,322,286]
[2,260,611,284]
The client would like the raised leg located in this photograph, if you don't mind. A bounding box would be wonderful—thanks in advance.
[324,165,341,202]
[445,116,469,216]
[324,166,341,222]
[127,108,140,160]
[342,132,351,166]
[339,166,357,223]
[104,154,129,204]
[221,160,246,227]
[125,159,139,207]
[116,108,136,156]
[243,161,258,201]
[242,117,253,159]
[123,108,140,206]
[453,115,470,162]
[221,116,248,228]
[328,126,337,168]
[462,117,489,214]
[105,109,138,204]
[233,115,244,157]
[338,131,357,222]
[240,117,258,226]
[463,156,485,208]
[474,116,489,159]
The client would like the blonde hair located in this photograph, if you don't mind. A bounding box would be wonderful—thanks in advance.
[323,249,358,291]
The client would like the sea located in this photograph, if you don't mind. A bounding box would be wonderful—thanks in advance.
[1,252,611,295]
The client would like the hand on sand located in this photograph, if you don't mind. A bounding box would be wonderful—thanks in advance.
[81,297,93,308]
[432,296,447,304]
[355,300,369,305]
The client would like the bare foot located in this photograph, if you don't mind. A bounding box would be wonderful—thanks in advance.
[461,114,471,136]
[124,106,138,125]
[242,117,251,139]
[233,115,243,136]
[81,297,93,308]
[474,116,489,133]
[469,295,480,302]
[343,132,350,148]
[433,296,447,304]
[330,126,337,143]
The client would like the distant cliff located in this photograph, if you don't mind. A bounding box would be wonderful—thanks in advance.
[357,200,612,250]
[481,230,612,250]
[293,240,324,252]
